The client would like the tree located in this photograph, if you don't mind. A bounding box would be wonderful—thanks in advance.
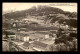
[70,33,77,38]
[66,19,77,28]
[55,26,77,51]
[49,44,58,51]
[3,31,9,39]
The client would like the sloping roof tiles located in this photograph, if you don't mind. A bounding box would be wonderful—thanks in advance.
[32,41,48,48]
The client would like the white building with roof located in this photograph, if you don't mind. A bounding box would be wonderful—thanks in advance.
[16,33,29,42]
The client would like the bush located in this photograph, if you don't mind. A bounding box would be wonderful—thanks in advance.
[70,33,77,38]
[55,28,77,51]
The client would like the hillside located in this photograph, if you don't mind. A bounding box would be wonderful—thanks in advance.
[3,5,77,28]
[3,5,65,19]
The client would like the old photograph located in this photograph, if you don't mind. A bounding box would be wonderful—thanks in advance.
[2,3,77,51]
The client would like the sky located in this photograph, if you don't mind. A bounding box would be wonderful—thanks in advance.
[2,3,77,13]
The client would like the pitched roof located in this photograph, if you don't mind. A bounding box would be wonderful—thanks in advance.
[23,42,30,47]
[49,30,57,34]
[32,41,48,48]
[36,31,50,34]
[17,33,29,37]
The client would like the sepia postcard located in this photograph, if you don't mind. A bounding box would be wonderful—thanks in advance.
[2,3,77,52]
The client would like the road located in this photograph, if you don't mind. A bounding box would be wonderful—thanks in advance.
[2,41,9,51]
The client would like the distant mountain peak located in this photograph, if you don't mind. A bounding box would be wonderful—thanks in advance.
[3,5,76,19]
